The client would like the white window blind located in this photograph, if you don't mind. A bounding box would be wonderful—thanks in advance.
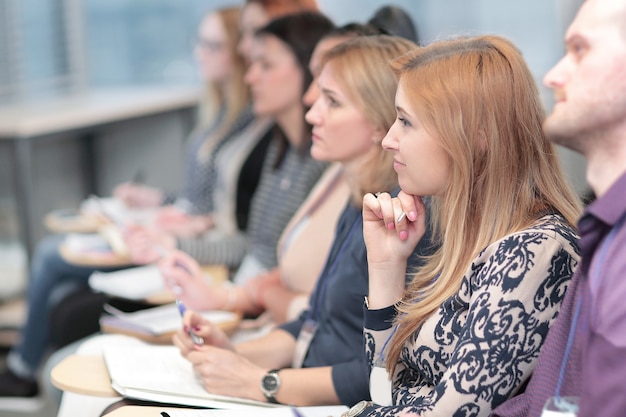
[0,0,228,105]
[0,0,87,105]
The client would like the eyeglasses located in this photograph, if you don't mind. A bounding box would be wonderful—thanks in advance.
[195,37,226,53]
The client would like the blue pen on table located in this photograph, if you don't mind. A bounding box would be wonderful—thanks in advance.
[176,299,205,345]
[291,407,306,417]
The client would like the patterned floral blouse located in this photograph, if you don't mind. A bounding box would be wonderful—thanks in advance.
[362,214,580,417]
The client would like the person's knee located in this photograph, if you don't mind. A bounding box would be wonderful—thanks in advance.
[32,234,64,265]
[30,234,68,283]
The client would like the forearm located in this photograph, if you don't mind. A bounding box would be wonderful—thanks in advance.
[231,285,263,316]
[261,285,307,324]
[274,366,340,406]
[367,260,407,309]
[235,328,296,369]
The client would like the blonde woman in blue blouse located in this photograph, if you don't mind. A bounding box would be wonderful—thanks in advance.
[351,35,583,417]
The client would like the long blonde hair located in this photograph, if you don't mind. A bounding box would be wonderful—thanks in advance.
[385,35,582,373]
[321,35,417,206]
[197,7,250,160]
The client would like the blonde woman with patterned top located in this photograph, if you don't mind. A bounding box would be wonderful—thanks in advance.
[350,35,583,417]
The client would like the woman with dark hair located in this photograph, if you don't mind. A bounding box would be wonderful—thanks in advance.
[237,0,320,61]
[367,5,419,43]
[159,12,335,298]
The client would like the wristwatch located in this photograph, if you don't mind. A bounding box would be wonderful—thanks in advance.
[260,369,281,403]
[341,400,374,417]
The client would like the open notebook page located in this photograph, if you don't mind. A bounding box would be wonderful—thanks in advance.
[89,264,166,300]
[101,303,238,335]
[103,345,279,410]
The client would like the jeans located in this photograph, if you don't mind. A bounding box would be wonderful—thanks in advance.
[9,234,120,376]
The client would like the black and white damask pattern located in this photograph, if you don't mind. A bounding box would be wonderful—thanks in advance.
[364,214,580,417]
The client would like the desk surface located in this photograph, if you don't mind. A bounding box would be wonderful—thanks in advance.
[44,209,107,234]
[59,242,134,269]
[51,354,119,397]
[0,86,199,138]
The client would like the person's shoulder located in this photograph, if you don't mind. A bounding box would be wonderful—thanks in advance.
[519,213,579,252]
[477,214,580,263]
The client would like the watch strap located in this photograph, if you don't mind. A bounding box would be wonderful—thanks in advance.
[265,392,280,404]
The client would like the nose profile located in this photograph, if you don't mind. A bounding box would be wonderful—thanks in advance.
[543,57,567,90]
[303,82,319,108]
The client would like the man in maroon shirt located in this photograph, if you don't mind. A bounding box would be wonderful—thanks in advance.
[491,0,626,416]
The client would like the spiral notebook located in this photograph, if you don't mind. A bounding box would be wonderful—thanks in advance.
[103,345,280,410]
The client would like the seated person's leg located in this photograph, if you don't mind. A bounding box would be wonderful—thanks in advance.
[48,282,159,352]
[48,285,109,350]
[0,234,115,397]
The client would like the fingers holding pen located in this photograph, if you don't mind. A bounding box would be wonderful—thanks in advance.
[173,309,202,354]
[159,251,200,287]
[173,323,196,357]
[394,191,427,239]
[185,347,262,399]
[124,225,175,264]
[363,191,403,227]
[364,191,426,242]
[160,250,200,275]
[173,310,233,354]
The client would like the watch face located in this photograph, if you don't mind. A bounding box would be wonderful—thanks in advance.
[262,374,279,392]
[347,400,372,417]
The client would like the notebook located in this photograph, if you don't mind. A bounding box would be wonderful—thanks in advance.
[103,345,280,410]
[89,264,166,300]
[100,303,240,343]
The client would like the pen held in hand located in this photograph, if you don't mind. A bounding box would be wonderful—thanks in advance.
[155,246,186,295]
[176,299,205,345]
